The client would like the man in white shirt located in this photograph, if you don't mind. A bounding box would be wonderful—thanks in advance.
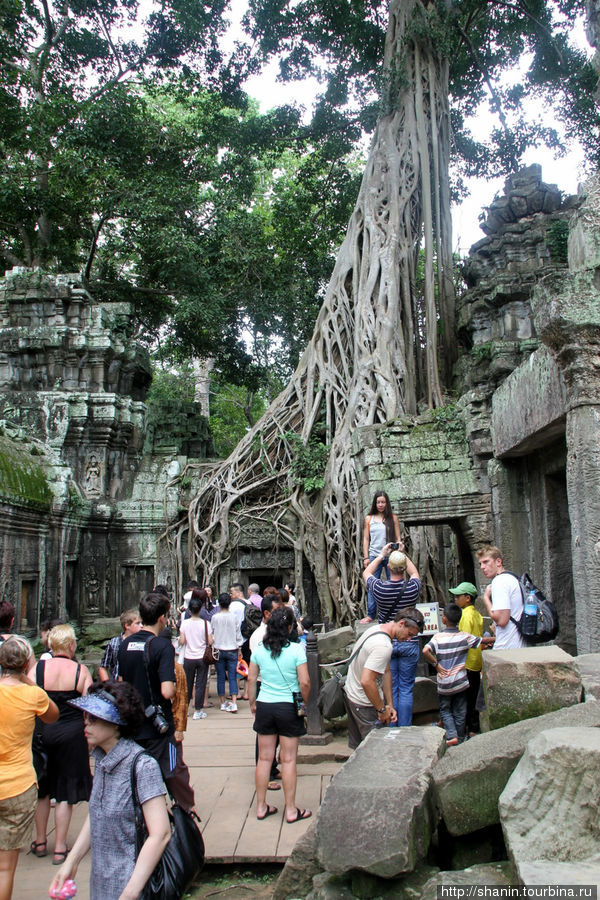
[477,546,525,650]
[343,608,424,749]
[229,583,248,626]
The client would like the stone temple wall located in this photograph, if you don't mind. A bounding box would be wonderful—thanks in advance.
[1,163,599,652]
[0,269,211,629]
[356,164,600,653]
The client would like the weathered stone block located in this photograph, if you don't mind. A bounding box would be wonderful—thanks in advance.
[362,447,382,466]
[274,820,321,900]
[307,872,355,900]
[82,617,120,644]
[499,727,600,882]
[419,863,512,900]
[432,700,600,836]
[412,677,439,714]
[574,653,600,701]
[316,727,445,877]
[514,860,600,888]
[491,346,567,457]
[316,626,354,664]
[483,645,582,730]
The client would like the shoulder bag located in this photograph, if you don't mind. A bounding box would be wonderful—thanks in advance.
[131,751,205,900]
[202,620,219,665]
[318,631,392,719]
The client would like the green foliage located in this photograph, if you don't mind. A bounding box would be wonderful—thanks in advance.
[209,379,268,458]
[246,0,599,178]
[471,342,493,363]
[0,0,359,388]
[546,219,570,264]
[429,403,465,439]
[145,366,196,413]
[285,432,329,493]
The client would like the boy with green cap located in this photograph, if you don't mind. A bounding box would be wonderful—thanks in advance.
[450,582,484,736]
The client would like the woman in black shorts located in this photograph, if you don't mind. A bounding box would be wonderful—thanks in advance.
[248,607,311,824]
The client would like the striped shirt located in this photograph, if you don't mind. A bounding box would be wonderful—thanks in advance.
[425,628,482,695]
[366,575,422,623]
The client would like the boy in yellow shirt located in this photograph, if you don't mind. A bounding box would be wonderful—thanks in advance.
[449,582,483,736]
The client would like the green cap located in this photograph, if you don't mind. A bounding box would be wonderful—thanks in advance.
[449,581,478,597]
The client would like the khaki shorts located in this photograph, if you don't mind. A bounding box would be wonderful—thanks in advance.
[0,783,38,850]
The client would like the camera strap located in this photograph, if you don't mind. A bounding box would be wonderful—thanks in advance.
[143,635,159,707]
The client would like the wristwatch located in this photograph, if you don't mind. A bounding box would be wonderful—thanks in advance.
[377,705,386,714]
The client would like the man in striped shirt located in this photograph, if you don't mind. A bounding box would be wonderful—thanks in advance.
[423,603,493,745]
[362,542,422,726]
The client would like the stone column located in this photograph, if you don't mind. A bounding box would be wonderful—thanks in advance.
[532,173,600,653]
[300,631,332,745]
[566,404,600,652]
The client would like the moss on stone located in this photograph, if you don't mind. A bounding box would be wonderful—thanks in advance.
[0,435,52,510]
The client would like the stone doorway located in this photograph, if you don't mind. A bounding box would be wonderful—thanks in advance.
[244,569,292,594]
[545,469,575,654]
[19,575,38,631]
[120,565,155,611]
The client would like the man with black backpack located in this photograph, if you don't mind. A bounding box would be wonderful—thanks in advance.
[477,546,525,650]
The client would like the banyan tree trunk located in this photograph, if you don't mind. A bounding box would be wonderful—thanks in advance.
[169,0,455,623]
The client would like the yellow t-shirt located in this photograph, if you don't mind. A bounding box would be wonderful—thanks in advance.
[459,605,484,672]
[0,682,50,800]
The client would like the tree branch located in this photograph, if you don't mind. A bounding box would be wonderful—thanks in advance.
[455,20,520,172]
[83,213,110,282]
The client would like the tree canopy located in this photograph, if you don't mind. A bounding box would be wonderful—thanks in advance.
[1,0,598,451]
[245,0,599,180]
[0,0,361,384]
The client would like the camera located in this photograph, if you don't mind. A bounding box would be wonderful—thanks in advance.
[145,704,169,735]
[293,691,306,717]
[390,542,400,551]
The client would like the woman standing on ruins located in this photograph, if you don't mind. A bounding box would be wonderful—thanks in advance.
[362,492,402,622]
[248,606,311,824]
[32,625,93,865]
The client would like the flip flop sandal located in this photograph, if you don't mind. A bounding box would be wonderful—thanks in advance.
[52,849,69,865]
[257,805,278,820]
[286,808,312,824]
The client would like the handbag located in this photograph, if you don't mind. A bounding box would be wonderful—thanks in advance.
[131,752,205,900]
[203,620,219,664]
[318,631,392,719]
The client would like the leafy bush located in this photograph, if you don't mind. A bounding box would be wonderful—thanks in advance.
[286,432,329,493]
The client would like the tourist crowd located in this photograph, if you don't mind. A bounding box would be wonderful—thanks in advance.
[0,502,522,899]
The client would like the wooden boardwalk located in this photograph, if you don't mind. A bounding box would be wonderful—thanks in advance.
[15,698,350,898]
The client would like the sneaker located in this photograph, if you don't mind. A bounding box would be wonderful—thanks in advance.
[220,702,232,711]
[228,702,238,713]
[193,711,207,720]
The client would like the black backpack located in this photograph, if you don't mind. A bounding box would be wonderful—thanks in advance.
[241,603,262,640]
[507,571,559,645]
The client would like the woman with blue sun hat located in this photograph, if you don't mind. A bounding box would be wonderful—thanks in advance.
[49,680,170,900]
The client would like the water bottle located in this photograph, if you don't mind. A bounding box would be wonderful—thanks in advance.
[521,590,538,637]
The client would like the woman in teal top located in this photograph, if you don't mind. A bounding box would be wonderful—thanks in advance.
[249,607,311,824]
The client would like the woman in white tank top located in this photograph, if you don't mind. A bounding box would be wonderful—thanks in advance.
[361,492,401,622]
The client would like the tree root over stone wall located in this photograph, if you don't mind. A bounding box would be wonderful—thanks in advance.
[167,0,455,624]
